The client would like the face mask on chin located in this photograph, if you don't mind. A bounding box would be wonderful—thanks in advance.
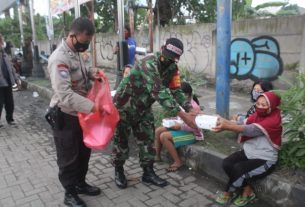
[72,35,90,52]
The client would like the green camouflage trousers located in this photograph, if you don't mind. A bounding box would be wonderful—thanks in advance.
[111,108,156,168]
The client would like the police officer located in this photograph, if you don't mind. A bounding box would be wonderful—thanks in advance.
[48,17,101,207]
[112,37,197,189]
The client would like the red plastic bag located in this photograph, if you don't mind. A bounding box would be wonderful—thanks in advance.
[78,71,120,150]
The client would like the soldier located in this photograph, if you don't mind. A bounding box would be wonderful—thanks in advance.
[48,17,101,207]
[112,37,197,189]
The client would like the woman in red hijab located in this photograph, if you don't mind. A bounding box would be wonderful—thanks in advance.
[213,91,282,206]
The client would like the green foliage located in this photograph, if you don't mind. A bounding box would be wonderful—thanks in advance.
[284,62,299,71]
[276,4,300,16]
[275,73,305,170]
[179,65,208,96]
[0,12,48,48]
[95,0,117,32]
[168,0,248,23]
[254,1,287,10]
[0,17,21,47]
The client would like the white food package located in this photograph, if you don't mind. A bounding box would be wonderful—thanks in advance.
[111,90,116,97]
[195,115,218,130]
[162,117,183,128]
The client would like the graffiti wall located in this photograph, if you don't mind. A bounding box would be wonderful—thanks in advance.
[46,15,303,82]
[230,36,283,81]
[160,24,214,74]
[95,34,117,69]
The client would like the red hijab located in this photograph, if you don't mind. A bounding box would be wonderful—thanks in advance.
[239,91,282,150]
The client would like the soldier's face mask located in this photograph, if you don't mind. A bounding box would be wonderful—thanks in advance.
[72,35,90,52]
[160,55,175,68]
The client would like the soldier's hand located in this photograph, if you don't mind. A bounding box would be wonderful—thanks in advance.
[170,124,181,130]
[177,111,197,129]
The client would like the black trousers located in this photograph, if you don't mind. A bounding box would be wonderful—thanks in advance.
[53,112,91,192]
[0,86,14,122]
[222,150,276,192]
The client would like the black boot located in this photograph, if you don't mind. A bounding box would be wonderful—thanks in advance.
[75,182,101,196]
[115,166,127,189]
[64,192,87,207]
[142,165,169,187]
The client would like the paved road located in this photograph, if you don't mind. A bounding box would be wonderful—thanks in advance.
[0,90,269,207]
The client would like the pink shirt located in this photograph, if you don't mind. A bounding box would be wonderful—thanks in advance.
[181,99,204,140]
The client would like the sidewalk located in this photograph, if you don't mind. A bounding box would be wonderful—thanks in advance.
[22,70,305,207]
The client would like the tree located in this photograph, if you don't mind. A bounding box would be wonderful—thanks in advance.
[276,4,300,16]
[155,0,250,25]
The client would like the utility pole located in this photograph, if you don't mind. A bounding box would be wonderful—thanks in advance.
[17,0,24,47]
[47,0,55,53]
[128,0,135,37]
[74,0,80,18]
[29,0,44,77]
[155,0,160,50]
[147,0,153,52]
[216,0,232,118]
[89,0,96,67]
[114,0,126,89]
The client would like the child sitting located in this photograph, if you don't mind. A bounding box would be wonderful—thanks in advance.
[154,82,203,172]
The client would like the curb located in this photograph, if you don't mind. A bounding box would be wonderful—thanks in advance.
[23,79,305,207]
[22,79,53,100]
[179,145,305,207]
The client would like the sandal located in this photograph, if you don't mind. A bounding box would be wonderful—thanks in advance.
[167,164,182,172]
[233,193,256,207]
[215,192,237,205]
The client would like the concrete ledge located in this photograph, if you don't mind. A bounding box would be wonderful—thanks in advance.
[22,80,53,100]
[179,145,305,207]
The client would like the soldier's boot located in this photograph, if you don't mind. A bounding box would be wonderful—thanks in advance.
[115,166,127,189]
[142,165,169,187]
[64,192,87,207]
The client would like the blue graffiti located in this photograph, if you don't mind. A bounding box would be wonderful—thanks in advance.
[230,36,283,81]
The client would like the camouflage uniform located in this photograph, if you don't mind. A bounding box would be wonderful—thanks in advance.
[112,53,192,167]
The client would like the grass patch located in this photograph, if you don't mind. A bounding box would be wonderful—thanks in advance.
[197,130,240,155]
[29,79,51,88]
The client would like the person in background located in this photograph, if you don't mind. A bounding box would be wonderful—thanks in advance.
[112,37,198,189]
[233,80,273,123]
[47,17,101,207]
[114,25,137,89]
[154,82,203,172]
[213,91,282,206]
[0,33,18,128]
[124,25,136,66]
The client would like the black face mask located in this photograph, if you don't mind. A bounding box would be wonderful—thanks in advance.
[159,55,175,68]
[72,35,90,52]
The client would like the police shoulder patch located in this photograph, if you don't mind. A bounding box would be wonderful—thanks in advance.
[58,70,69,79]
[57,64,70,79]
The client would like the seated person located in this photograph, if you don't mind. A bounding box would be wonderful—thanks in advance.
[213,91,282,206]
[155,82,203,172]
[233,80,273,122]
